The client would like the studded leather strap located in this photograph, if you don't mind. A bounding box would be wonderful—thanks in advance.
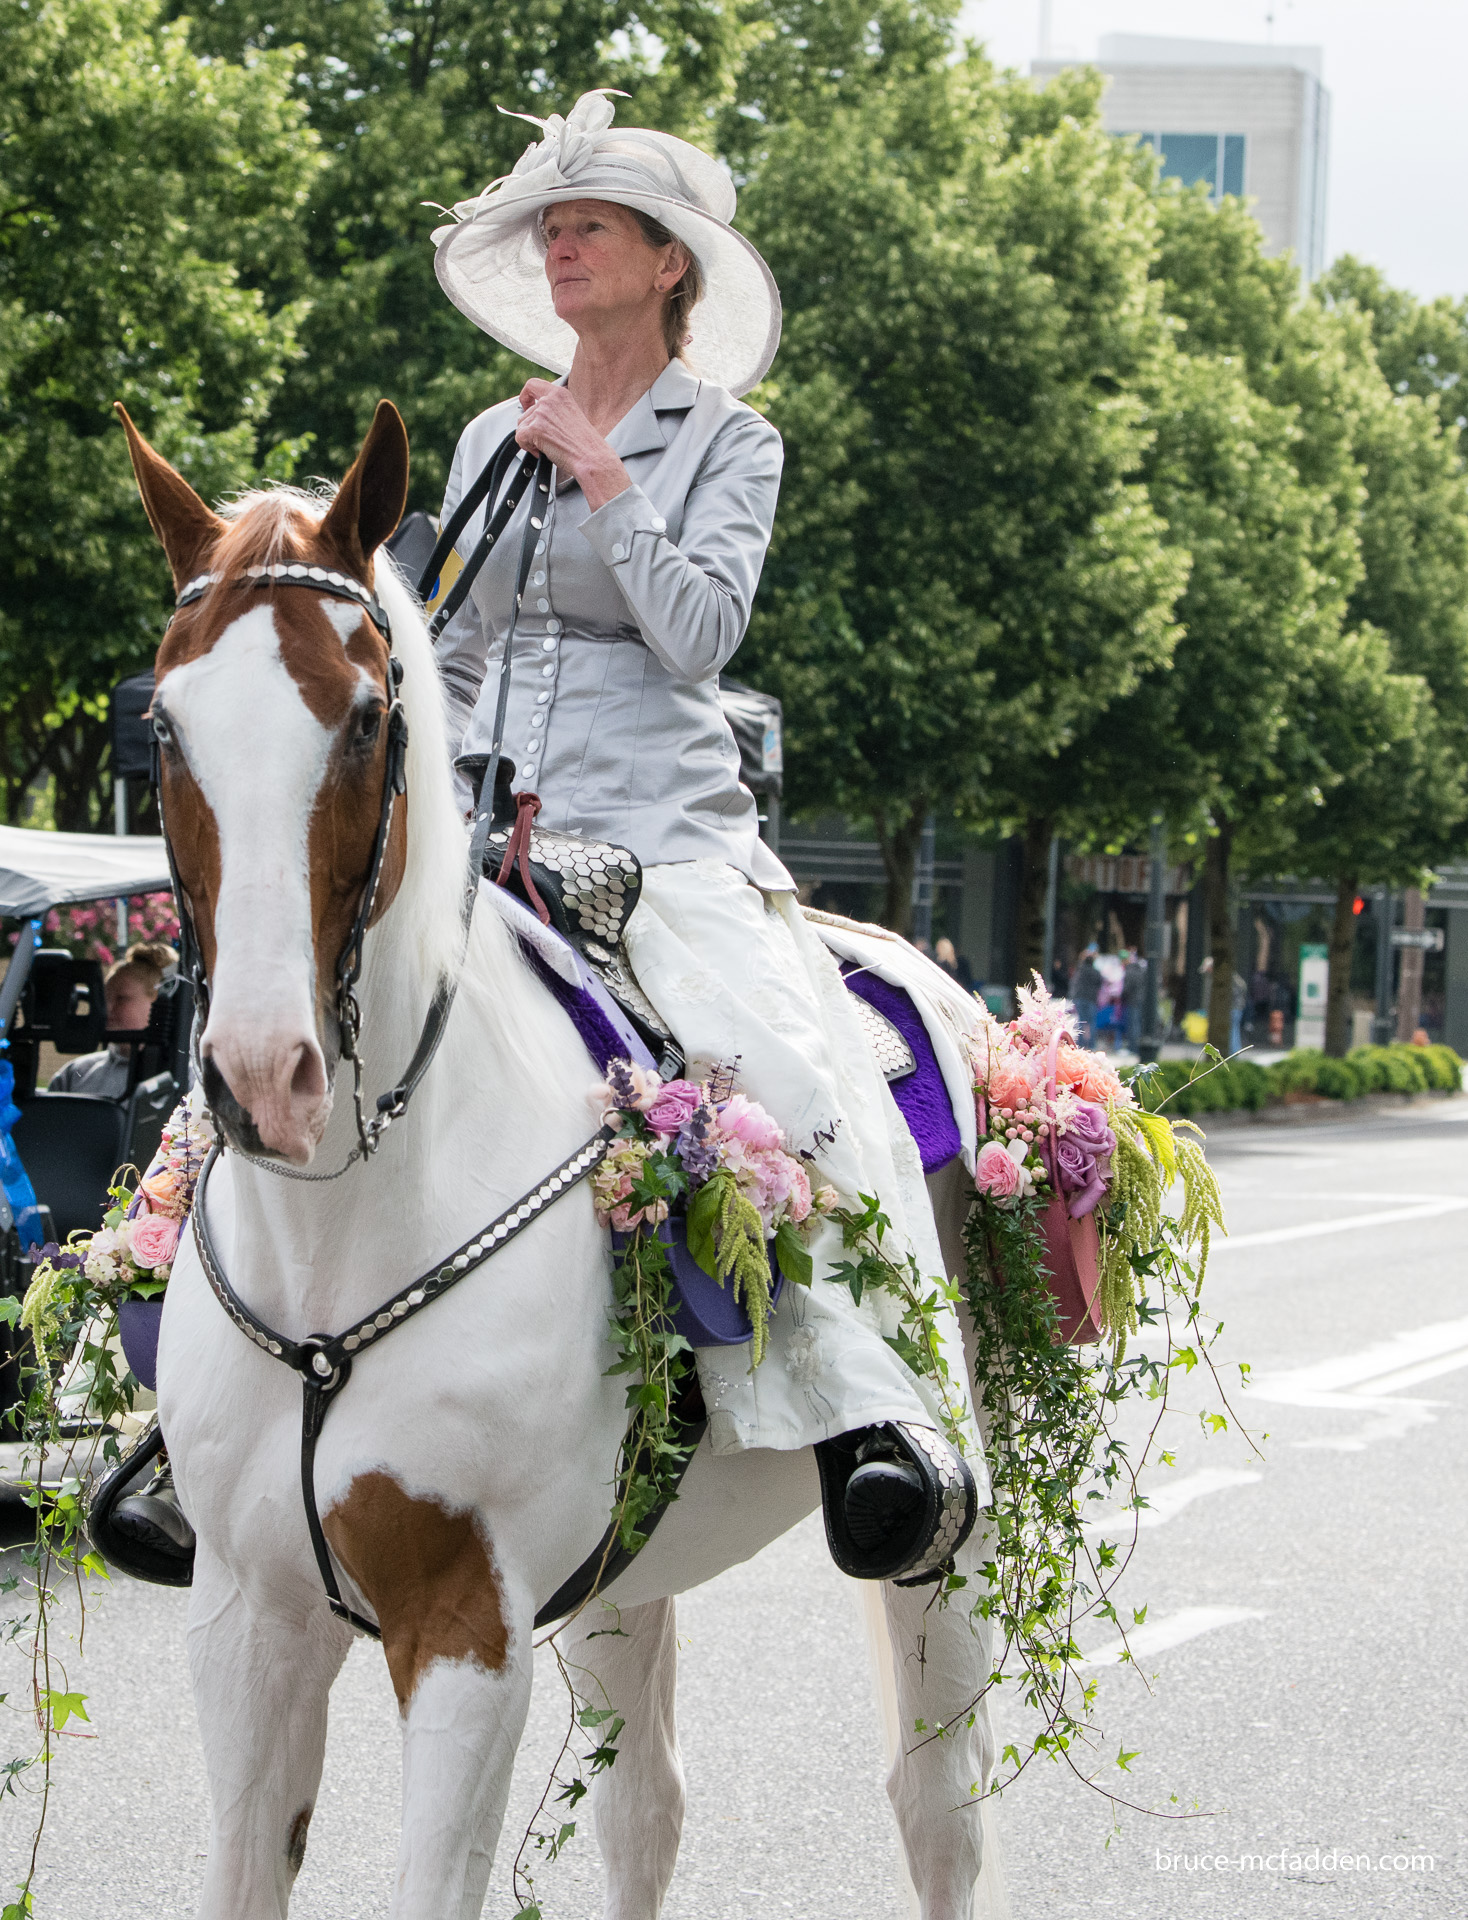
[190,1127,615,1634]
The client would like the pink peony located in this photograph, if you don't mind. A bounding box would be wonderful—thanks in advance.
[716,1093,784,1153]
[974,1140,1022,1200]
[643,1079,703,1136]
[130,1213,180,1272]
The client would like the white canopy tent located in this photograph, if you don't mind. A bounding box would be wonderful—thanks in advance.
[0,826,171,921]
[0,827,175,1030]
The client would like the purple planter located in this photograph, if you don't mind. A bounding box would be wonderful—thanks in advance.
[612,1216,785,1348]
[117,1298,164,1392]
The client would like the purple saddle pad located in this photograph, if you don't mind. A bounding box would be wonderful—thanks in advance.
[841,967,962,1175]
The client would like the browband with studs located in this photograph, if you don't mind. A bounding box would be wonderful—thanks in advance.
[174,564,391,639]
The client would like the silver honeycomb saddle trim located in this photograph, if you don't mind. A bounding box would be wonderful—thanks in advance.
[849,995,917,1083]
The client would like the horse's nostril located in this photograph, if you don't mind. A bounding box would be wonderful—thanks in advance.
[289,1043,327,1104]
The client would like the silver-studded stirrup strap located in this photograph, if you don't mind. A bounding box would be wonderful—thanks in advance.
[189,1128,615,1634]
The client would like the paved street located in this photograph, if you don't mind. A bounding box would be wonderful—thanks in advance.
[3,1104,1466,1917]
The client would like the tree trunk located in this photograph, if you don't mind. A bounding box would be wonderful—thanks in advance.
[1325,875,1358,1057]
[1204,822,1235,1054]
[1017,816,1054,984]
[1395,886,1426,1041]
[875,804,927,937]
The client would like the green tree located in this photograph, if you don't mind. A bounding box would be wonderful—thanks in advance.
[739,59,1184,932]
[1321,256,1468,456]
[0,0,319,825]
[1141,189,1372,1049]
[166,0,955,505]
[1299,274,1468,1050]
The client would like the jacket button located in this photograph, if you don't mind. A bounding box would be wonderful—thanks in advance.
[611,542,627,560]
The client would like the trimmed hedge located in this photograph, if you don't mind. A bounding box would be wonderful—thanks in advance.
[1135,1042,1464,1117]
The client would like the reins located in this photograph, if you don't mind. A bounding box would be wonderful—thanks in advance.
[156,434,679,1634]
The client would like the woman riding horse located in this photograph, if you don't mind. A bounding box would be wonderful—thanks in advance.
[430,90,981,1577]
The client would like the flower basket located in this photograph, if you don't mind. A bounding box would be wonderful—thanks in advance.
[612,1216,786,1348]
[1038,1197,1103,1345]
[117,1297,165,1392]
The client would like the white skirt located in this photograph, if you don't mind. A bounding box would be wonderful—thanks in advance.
[622,859,983,1484]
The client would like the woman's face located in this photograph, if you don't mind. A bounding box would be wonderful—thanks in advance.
[542,199,684,337]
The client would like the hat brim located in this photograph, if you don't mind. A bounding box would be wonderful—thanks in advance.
[433,186,781,399]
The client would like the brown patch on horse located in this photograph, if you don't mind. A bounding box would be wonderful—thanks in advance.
[323,1473,510,1709]
[286,1805,312,1878]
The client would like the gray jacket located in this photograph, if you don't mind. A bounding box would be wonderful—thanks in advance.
[434,360,792,889]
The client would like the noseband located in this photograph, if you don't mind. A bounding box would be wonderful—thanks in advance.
[154,440,550,1178]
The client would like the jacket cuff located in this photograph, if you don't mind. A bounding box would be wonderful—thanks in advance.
[579,484,668,566]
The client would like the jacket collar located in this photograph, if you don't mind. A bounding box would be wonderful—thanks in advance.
[605,359,702,459]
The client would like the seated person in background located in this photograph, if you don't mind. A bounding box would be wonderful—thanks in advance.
[47,942,175,1098]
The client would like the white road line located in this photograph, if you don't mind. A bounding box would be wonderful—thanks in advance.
[1211,1197,1468,1251]
[1249,1314,1468,1450]
[1084,1468,1262,1534]
[1082,1606,1265,1667]
[1253,1313,1468,1397]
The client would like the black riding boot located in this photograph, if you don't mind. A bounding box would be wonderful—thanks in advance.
[815,1419,977,1583]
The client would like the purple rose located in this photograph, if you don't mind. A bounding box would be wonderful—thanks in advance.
[1054,1100,1115,1219]
[644,1079,703,1136]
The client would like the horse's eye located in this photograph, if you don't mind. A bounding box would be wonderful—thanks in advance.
[356,707,383,746]
[152,714,173,748]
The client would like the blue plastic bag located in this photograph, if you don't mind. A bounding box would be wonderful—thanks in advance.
[0,1051,46,1248]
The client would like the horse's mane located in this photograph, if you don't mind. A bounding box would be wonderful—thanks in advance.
[213,488,550,1113]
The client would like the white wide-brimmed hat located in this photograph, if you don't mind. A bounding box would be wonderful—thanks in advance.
[432,90,781,398]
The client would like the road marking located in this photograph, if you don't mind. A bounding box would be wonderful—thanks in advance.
[1082,1606,1264,1667]
[1084,1468,1262,1534]
[1211,1196,1468,1251]
[1250,1313,1468,1450]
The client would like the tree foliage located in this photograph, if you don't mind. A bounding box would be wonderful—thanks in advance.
[0,0,319,824]
[739,59,1185,930]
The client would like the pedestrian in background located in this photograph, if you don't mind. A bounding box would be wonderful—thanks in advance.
[1122,947,1148,1052]
[1069,945,1102,1047]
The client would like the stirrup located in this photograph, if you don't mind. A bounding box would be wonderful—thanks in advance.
[88,1416,196,1588]
[815,1420,977,1583]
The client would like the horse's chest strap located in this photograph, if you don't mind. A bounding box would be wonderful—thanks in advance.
[190,1129,616,1638]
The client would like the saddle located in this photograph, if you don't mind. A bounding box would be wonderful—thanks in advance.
[463,761,968,1178]
[461,755,674,1052]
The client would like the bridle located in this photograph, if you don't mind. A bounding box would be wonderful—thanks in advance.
[150,440,687,1636]
[153,438,550,1179]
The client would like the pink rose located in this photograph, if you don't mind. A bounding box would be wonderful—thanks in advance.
[974,1141,1022,1200]
[716,1093,784,1153]
[987,1057,1037,1113]
[643,1079,703,1135]
[130,1214,180,1272]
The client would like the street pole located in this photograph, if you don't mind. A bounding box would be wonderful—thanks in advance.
[1374,885,1396,1044]
[114,775,128,952]
[1139,816,1167,1063]
[1395,886,1426,1041]
[1040,833,1060,988]
[910,812,937,949]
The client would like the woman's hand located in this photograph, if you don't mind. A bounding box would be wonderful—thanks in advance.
[515,379,631,512]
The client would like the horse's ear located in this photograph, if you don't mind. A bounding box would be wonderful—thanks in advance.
[115,403,225,589]
[318,400,410,575]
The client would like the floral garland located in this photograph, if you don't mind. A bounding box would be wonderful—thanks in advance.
[589,1059,836,1366]
[955,979,1245,1809]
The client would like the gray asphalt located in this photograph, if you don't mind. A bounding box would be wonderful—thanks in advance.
[3,1105,1466,1918]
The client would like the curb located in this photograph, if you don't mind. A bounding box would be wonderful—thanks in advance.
[1193,1089,1463,1133]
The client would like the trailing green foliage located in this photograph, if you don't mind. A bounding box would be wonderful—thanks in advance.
[961,1146,1246,1802]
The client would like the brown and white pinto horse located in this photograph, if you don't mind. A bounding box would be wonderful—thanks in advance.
[119,402,1003,1920]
